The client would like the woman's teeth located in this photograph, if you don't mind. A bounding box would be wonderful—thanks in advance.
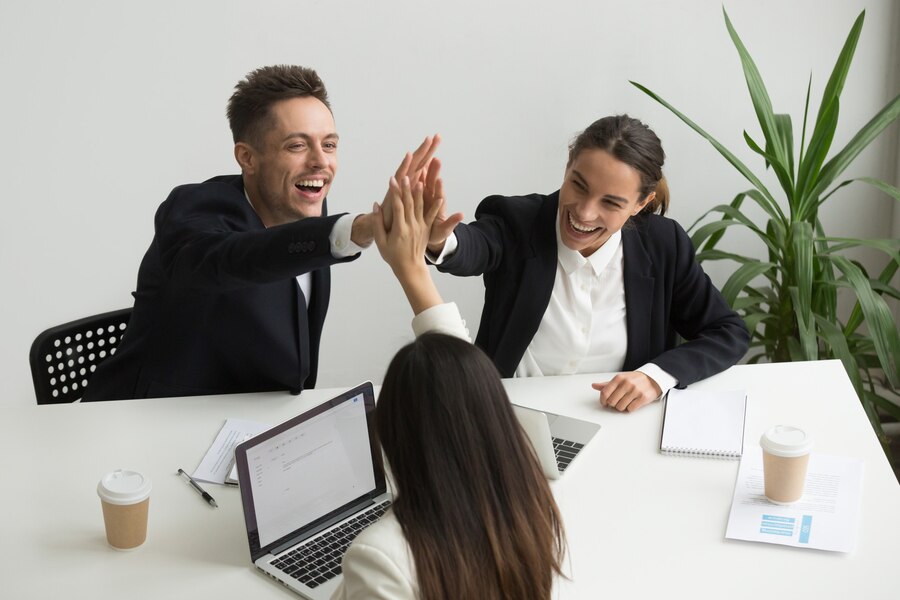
[569,212,598,233]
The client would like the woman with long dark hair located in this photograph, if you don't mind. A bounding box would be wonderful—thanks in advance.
[332,177,566,599]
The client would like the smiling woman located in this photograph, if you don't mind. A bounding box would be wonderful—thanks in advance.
[428,115,749,412]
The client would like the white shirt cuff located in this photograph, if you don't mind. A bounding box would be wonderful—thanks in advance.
[330,213,368,258]
[424,233,458,265]
[411,302,471,342]
[636,363,679,399]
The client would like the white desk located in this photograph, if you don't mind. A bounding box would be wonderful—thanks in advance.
[2,360,897,599]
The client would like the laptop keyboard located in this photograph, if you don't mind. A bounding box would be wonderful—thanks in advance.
[553,437,584,472]
[269,500,392,589]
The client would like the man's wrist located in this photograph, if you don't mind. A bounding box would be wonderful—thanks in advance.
[350,213,375,248]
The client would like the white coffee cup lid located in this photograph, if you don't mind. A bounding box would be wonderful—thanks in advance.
[97,469,152,505]
[760,425,813,458]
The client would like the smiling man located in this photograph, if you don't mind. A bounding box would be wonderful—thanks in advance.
[84,65,430,401]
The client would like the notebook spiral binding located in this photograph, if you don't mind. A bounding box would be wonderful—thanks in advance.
[660,447,741,459]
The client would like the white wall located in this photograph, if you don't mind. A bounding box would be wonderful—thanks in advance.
[1,0,897,407]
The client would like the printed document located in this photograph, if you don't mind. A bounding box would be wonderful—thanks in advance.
[192,418,270,485]
[725,451,863,552]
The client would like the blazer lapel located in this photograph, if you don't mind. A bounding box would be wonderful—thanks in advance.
[493,194,559,376]
[622,226,655,371]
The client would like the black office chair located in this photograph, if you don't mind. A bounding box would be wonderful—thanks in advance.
[29,308,132,404]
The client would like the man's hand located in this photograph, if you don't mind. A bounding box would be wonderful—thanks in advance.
[353,135,442,247]
[592,372,662,413]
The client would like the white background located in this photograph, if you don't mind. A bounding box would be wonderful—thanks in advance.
[1,0,897,407]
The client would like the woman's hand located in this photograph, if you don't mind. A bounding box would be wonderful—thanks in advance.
[592,372,662,412]
[373,176,444,315]
[380,135,441,231]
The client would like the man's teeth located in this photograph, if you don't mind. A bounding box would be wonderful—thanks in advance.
[297,179,325,188]
[568,212,599,233]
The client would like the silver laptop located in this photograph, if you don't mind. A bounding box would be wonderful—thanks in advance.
[512,404,601,479]
[234,382,391,599]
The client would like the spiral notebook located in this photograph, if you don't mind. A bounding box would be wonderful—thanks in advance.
[659,388,747,459]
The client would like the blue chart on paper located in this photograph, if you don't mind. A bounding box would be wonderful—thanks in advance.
[759,515,813,543]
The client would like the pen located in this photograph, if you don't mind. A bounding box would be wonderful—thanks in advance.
[177,468,218,508]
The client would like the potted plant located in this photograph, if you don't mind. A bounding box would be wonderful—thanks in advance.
[631,8,899,456]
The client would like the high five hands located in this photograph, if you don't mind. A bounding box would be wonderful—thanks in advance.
[379,135,463,253]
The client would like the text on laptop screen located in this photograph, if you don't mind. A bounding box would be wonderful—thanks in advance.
[245,392,375,547]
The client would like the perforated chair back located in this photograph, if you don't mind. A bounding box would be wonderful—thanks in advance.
[29,308,132,404]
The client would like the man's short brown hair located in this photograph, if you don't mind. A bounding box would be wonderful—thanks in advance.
[226,65,330,148]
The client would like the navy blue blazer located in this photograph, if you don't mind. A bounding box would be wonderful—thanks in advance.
[84,175,357,401]
[436,191,749,385]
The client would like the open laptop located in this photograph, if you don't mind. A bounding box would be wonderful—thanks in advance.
[512,404,601,479]
[234,381,391,599]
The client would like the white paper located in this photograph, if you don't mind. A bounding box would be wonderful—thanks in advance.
[192,418,270,485]
[725,451,863,552]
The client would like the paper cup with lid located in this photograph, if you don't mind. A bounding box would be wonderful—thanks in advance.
[759,425,813,504]
[97,469,152,550]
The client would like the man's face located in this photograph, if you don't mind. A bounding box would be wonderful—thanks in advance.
[243,96,338,226]
[557,148,650,257]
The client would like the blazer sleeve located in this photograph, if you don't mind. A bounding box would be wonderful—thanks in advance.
[651,219,750,385]
[332,541,417,600]
[435,196,517,277]
[154,182,356,291]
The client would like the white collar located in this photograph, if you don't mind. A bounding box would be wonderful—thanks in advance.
[555,211,622,276]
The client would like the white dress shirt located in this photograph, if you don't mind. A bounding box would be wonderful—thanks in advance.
[430,216,677,395]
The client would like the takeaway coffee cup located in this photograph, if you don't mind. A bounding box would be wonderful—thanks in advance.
[759,425,813,504]
[97,469,152,550]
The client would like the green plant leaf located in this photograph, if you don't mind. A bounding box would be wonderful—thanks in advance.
[695,249,756,264]
[817,237,900,260]
[859,389,890,446]
[721,261,776,306]
[789,287,817,360]
[773,114,795,186]
[789,222,816,358]
[796,10,865,212]
[865,389,900,422]
[798,74,812,169]
[796,98,839,217]
[690,205,782,258]
[786,338,805,361]
[743,312,775,337]
[814,314,860,389]
[813,219,838,320]
[845,259,900,333]
[829,255,900,387]
[857,177,900,201]
[723,9,792,192]
[688,190,785,248]
[732,295,768,311]
[809,92,900,204]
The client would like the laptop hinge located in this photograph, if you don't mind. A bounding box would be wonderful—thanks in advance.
[269,498,375,556]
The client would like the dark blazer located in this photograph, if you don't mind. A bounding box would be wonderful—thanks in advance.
[84,175,357,401]
[437,191,749,385]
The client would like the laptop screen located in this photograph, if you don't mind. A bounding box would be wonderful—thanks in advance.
[235,382,385,560]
